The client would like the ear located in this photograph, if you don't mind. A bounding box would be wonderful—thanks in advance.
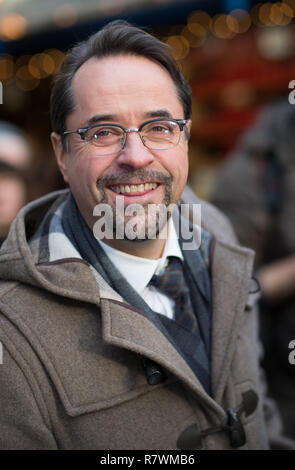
[50,132,69,183]
[185,119,192,139]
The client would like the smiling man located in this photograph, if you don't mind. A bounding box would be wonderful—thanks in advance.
[51,53,190,257]
[0,20,293,450]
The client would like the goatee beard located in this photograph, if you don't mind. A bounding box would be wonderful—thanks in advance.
[95,169,173,241]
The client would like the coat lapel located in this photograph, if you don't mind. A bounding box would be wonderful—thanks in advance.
[100,297,226,420]
[210,239,255,402]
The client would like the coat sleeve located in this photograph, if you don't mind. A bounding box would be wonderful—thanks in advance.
[0,340,58,450]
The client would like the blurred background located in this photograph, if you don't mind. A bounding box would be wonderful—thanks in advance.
[0,0,294,200]
[1,0,295,440]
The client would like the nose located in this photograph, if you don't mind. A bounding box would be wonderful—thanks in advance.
[115,130,155,169]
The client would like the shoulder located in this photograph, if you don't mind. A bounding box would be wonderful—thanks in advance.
[180,185,239,245]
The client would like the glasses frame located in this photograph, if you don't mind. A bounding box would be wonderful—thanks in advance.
[62,118,189,155]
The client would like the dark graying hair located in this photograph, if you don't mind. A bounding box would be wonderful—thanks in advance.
[50,20,192,149]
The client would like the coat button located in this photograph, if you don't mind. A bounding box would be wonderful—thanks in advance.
[227,409,246,448]
[177,423,202,450]
[141,357,165,385]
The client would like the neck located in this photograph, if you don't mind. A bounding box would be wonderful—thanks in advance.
[101,234,167,260]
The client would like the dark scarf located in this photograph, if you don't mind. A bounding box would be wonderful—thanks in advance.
[62,193,212,394]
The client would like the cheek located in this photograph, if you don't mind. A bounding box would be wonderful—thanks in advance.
[64,161,91,203]
[67,154,114,195]
[172,148,189,181]
[171,149,189,198]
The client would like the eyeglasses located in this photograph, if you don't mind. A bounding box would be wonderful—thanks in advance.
[62,118,188,156]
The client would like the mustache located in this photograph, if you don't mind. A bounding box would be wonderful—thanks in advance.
[96,169,172,189]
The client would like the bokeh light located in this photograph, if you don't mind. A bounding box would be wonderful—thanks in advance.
[259,3,273,26]
[230,9,251,33]
[0,14,27,40]
[187,11,211,33]
[226,14,239,34]
[0,55,14,81]
[16,66,40,91]
[28,54,55,79]
[280,2,294,17]
[211,14,236,39]
[53,4,78,28]
[282,0,295,14]
[181,25,207,47]
[15,55,31,68]
[99,0,125,15]
[251,3,264,26]
[44,49,65,74]
[165,35,190,60]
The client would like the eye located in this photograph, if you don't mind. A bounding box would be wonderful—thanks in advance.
[152,126,170,134]
[92,129,111,139]
[85,126,123,143]
[143,120,177,136]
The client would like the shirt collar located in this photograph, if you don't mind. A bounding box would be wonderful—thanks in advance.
[97,219,183,296]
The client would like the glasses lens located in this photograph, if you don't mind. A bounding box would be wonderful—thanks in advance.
[141,120,180,150]
[84,125,124,155]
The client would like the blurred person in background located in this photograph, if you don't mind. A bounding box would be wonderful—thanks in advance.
[0,121,32,245]
[0,162,27,245]
[0,121,32,171]
[211,99,295,439]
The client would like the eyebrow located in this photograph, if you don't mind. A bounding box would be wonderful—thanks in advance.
[84,109,173,126]
[145,110,173,119]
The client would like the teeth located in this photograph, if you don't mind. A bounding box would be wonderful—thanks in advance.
[110,183,158,194]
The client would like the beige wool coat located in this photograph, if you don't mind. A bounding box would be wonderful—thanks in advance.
[0,187,293,450]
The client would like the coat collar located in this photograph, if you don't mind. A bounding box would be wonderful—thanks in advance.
[99,296,226,420]
[210,239,255,402]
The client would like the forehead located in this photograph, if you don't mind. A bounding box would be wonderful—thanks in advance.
[70,55,184,123]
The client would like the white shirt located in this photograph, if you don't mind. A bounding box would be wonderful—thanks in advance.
[97,220,183,320]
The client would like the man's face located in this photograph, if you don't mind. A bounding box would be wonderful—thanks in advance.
[52,54,190,246]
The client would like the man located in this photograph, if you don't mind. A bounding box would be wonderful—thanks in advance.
[0,20,292,450]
